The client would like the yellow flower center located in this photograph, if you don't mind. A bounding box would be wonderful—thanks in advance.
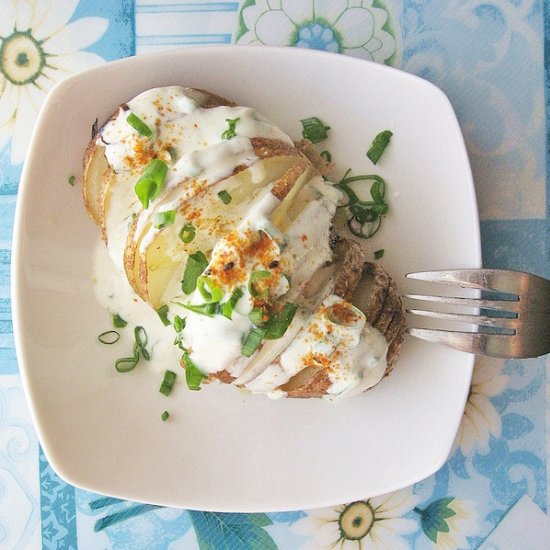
[338,501,375,540]
[0,30,46,85]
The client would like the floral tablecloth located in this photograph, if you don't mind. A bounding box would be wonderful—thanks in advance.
[2,1,550,549]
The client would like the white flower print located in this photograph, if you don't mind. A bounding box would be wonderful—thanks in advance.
[237,0,397,64]
[0,0,108,164]
[454,356,509,455]
[292,487,419,549]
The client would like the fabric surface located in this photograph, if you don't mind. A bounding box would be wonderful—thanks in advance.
[1,1,549,548]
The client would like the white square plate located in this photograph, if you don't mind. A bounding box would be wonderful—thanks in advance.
[13,46,480,512]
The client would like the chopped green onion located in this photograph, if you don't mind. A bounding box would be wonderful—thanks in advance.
[153,210,176,229]
[374,249,385,259]
[181,251,208,294]
[156,305,170,326]
[248,270,271,297]
[135,159,168,208]
[241,326,267,357]
[134,326,150,360]
[115,351,140,373]
[221,287,244,319]
[217,190,232,204]
[126,113,153,137]
[300,117,330,144]
[98,330,120,345]
[159,370,177,396]
[248,307,269,327]
[320,150,332,162]
[161,411,170,421]
[197,276,223,303]
[179,224,196,243]
[221,117,240,140]
[173,315,185,333]
[68,175,75,186]
[366,130,393,164]
[264,302,298,340]
[112,314,127,328]
[183,352,206,391]
[347,215,382,238]
[182,303,218,316]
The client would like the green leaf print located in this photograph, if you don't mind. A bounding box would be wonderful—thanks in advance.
[415,497,457,543]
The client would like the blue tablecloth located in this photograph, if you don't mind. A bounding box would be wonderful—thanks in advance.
[1,1,549,548]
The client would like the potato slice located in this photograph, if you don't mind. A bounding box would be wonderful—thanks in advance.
[82,142,109,225]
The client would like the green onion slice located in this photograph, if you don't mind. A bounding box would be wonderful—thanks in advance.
[221,117,240,140]
[320,150,332,163]
[181,251,208,294]
[183,352,206,391]
[264,302,298,340]
[300,117,330,144]
[196,276,223,303]
[126,113,153,137]
[182,303,218,316]
[98,330,120,345]
[366,130,393,164]
[112,314,127,328]
[248,270,271,297]
[134,326,150,360]
[217,190,232,204]
[153,210,176,229]
[221,287,244,319]
[68,175,75,186]
[156,305,170,326]
[173,314,186,333]
[161,411,170,421]
[179,224,196,243]
[241,326,267,357]
[159,370,177,396]
[135,159,168,209]
[115,351,140,373]
[248,307,269,327]
[374,249,385,259]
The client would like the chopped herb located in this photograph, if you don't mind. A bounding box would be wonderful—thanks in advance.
[221,117,240,140]
[181,303,219,316]
[161,411,170,421]
[126,113,153,137]
[181,251,208,294]
[98,330,120,345]
[159,370,177,396]
[217,190,232,204]
[320,151,332,163]
[112,314,127,328]
[135,159,168,208]
[179,224,196,243]
[335,171,389,239]
[300,117,330,144]
[183,352,206,390]
[374,249,385,259]
[221,287,244,319]
[264,302,298,339]
[153,210,176,229]
[248,307,269,326]
[248,270,271,297]
[134,326,150,361]
[156,305,170,326]
[115,352,140,373]
[366,130,393,164]
[173,314,186,332]
[197,276,223,303]
[241,326,267,357]
[68,175,76,186]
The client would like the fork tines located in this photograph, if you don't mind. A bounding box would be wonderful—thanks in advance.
[403,269,550,358]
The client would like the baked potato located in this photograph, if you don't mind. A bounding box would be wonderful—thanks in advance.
[83,86,405,399]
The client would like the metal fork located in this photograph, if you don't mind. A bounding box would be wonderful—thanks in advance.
[404,269,550,359]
